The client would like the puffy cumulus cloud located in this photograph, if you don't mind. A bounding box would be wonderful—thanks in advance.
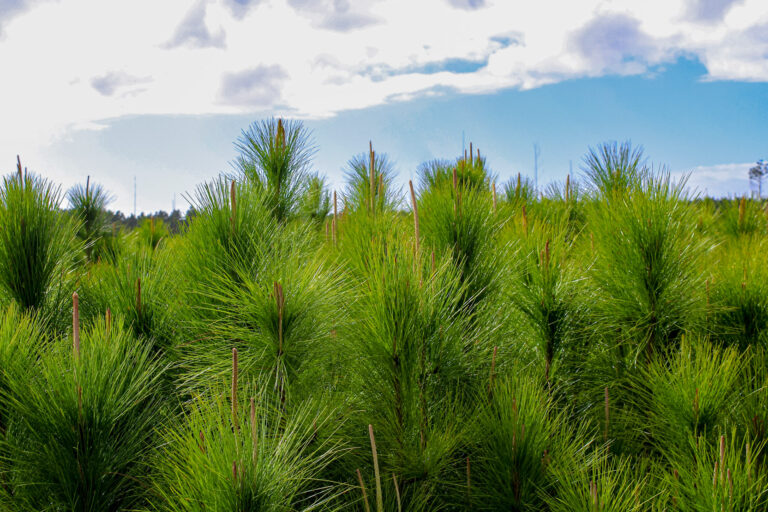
[219,65,288,106]
[686,0,745,22]
[0,0,46,36]
[0,0,767,156]
[165,1,226,48]
[286,0,381,32]
[91,72,153,97]
[224,0,262,19]
[696,21,768,82]
[571,14,669,75]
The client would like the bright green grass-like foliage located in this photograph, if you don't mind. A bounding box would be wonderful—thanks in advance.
[562,340,648,458]
[539,178,586,238]
[152,390,347,512]
[586,170,709,362]
[137,216,170,250]
[640,338,744,454]
[581,141,645,198]
[718,197,767,238]
[709,237,768,349]
[6,126,768,510]
[1,316,167,511]
[417,172,502,313]
[67,177,113,261]
[90,221,127,264]
[299,173,332,227]
[234,118,316,223]
[178,177,277,348]
[0,170,81,314]
[332,204,406,280]
[79,243,178,351]
[469,374,581,511]
[339,235,478,510]
[340,233,480,511]
[663,430,768,511]
[742,347,768,459]
[546,451,654,512]
[504,214,582,386]
[181,177,276,286]
[179,227,343,408]
[343,150,401,213]
[418,153,491,193]
[503,172,537,207]
[0,303,46,431]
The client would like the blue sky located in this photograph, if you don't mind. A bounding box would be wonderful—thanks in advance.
[1,0,767,213]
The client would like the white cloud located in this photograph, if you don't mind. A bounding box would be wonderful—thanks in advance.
[90,72,153,97]
[164,1,227,49]
[0,0,766,159]
[219,65,288,106]
[286,0,382,32]
[674,162,755,197]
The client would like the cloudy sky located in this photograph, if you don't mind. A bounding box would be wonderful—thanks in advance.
[1,0,767,213]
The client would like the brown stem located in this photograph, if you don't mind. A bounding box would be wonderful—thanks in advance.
[250,397,258,465]
[369,425,383,512]
[72,293,80,359]
[604,386,610,442]
[719,435,725,481]
[430,251,435,277]
[522,205,528,236]
[356,469,371,512]
[232,347,238,427]
[738,196,746,230]
[198,430,206,454]
[276,118,285,147]
[466,456,471,503]
[369,142,375,214]
[392,474,402,512]
[332,190,337,244]
[230,180,237,234]
[409,180,420,256]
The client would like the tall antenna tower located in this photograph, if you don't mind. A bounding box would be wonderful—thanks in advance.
[172,193,176,213]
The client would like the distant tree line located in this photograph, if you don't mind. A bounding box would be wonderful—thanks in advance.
[106,208,196,234]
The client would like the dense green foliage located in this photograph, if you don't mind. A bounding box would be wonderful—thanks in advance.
[1,125,767,510]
